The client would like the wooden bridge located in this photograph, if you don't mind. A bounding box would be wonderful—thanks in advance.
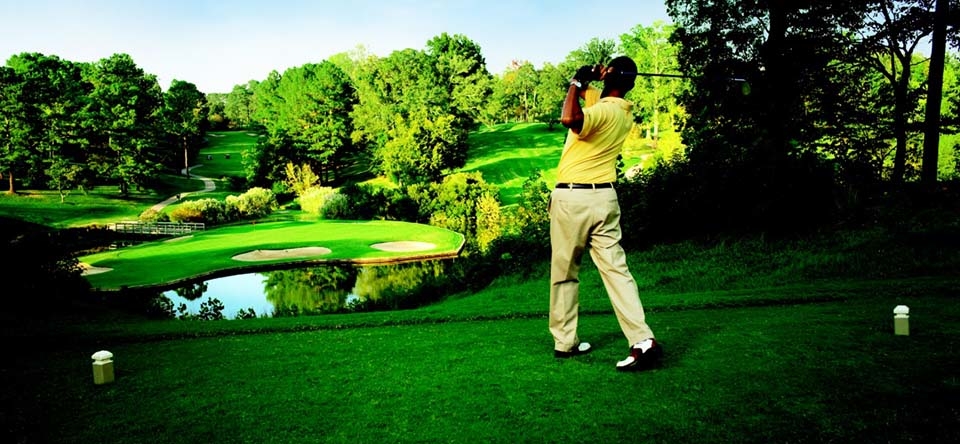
[109,221,205,236]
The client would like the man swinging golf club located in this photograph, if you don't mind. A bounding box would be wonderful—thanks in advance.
[549,56,662,371]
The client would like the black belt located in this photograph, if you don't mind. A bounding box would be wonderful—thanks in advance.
[556,182,614,189]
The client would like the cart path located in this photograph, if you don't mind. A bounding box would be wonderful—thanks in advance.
[149,166,216,212]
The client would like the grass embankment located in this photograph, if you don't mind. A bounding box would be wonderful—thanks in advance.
[4,228,960,443]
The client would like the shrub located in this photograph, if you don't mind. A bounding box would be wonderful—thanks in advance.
[284,163,321,196]
[138,208,170,223]
[617,147,839,243]
[298,186,336,215]
[475,193,503,254]
[226,187,277,219]
[336,182,418,221]
[407,172,501,254]
[226,176,246,191]
[320,192,350,219]
[484,172,552,276]
[168,198,227,224]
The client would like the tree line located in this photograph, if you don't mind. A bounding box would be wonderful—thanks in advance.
[201,24,685,191]
[1,53,208,198]
[629,0,960,237]
[3,1,960,234]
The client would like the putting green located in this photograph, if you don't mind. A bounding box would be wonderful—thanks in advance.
[79,220,465,291]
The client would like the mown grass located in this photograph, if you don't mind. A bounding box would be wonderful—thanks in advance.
[78,219,465,290]
[189,131,258,179]
[0,187,165,228]
[3,230,959,443]
[463,122,652,205]
[2,125,959,442]
[0,131,258,228]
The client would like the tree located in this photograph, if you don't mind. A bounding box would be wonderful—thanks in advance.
[663,0,872,233]
[205,92,229,130]
[426,32,493,129]
[82,53,164,195]
[0,65,29,193]
[328,44,376,85]
[407,171,501,254]
[45,156,84,202]
[224,82,254,128]
[481,71,512,126]
[276,61,357,184]
[532,63,568,129]
[858,0,938,183]
[565,37,617,67]
[500,60,539,122]
[921,0,954,183]
[4,53,89,195]
[352,34,488,185]
[251,72,282,132]
[942,53,960,176]
[242,72,286,186]
[163,79,208,179]
[619,21,684,141]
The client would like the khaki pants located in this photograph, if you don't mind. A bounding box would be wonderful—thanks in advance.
[549,187,655,352]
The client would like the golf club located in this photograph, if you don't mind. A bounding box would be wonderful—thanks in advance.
[619,71,751,95]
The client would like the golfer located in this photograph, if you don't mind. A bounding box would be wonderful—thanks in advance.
[549,56,662,371]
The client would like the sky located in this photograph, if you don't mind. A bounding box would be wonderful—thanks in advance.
[0,0,672,94]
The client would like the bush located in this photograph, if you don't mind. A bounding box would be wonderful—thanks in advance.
[226,187,277,220]
[320,192,351,219]
[226,176,247,192]
[407,172,501,254]
[138,208,170,223]
[485,172,552,275]
[617,147,839,244]
[169,198,228,224]
[336,183,418,221]
[298,186,336,215]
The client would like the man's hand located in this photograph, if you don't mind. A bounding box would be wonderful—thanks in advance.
[574,64,603,83]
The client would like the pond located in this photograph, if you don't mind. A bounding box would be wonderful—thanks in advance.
[159,261,448,319]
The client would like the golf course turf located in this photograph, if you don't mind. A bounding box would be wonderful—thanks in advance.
[78,219,465,291]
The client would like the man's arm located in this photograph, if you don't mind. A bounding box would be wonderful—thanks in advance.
[560,65,604,134]
[560,83,584,133]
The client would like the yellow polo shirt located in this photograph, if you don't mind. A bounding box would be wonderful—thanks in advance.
[556,87,634,184]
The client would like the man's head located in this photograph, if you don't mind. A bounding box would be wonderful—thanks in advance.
[603,56,637,94]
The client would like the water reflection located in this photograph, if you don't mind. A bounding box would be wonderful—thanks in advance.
[162,261,446,320]
[164,273,278,319]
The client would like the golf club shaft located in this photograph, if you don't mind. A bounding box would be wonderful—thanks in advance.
[620,72,746,82]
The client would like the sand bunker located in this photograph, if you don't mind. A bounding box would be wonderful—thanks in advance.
[370,241,436,252]
[80,263,113,276]
[232,246,332,262]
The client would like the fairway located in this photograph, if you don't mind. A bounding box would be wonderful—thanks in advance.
[463,123,654,205]
[79,219,465,291]
[188,131,258,178]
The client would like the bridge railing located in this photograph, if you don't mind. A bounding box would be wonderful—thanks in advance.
[109,221,205,235]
